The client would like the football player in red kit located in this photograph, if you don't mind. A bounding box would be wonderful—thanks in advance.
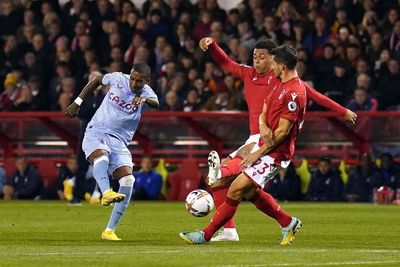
[198,37,357,241]
[180,45,306,245]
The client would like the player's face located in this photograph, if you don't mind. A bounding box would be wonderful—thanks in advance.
[271,56,283,78]
[129,71,148,92]
[253,48,271,75]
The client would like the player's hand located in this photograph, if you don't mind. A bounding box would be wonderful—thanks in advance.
[132,97,146,105]
[344,109,357,125]
[65,102,80,117]
[199,37,213,51]
[240,151,262,167]
[260,124,274,147]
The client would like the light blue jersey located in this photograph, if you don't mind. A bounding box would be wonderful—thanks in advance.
[87,72,157,146]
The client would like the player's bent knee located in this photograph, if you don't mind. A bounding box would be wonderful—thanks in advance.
[93,155,109,166]
[88,150,109,163]
[113,165,133,180]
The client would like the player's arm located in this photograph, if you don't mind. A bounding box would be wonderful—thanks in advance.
[259,103,273,147]
[305,83,357,124]
[241,118,293,167]
[146,98,159,109]
[65,75,103,117]
[199,37,246,78]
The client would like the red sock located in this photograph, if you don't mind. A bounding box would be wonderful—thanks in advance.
[210,186,236,229]
[249,190,292,227]
[203,197,240,241]
[220,156,243,178]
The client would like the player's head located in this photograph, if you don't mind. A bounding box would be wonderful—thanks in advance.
[253,39,277,74]
[130,63,151,92]
[270,45,298,78]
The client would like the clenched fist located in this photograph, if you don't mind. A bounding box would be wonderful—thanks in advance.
[199,37,213,51]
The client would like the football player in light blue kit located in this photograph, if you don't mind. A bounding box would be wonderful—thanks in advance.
[65,63,159,240]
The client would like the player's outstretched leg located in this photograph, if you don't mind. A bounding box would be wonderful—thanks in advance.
[91,154,126,206]
[102,174,134,241]
[209,185,239,242]
[249,189,302,245]
[207,151,239,241]
[180,173,253,244]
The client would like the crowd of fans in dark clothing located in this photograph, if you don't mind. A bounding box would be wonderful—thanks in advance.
[1,0,400,112]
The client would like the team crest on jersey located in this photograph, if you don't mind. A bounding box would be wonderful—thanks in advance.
[288,101,297,111]
[291,93,297,100]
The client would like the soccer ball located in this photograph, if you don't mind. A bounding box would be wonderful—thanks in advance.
[185,189,214,217]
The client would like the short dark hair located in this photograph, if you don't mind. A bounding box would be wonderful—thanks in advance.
[271,45,298,70]
[319,156,331,164]
[254,39,278,53]
[132,63,151,77]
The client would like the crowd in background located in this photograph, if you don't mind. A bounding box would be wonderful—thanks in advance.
[1,0,400,112]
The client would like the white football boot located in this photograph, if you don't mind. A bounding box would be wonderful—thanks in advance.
[207,150,221,185]
[211,228,240,242]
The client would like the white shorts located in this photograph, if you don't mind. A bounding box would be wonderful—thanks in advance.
[82,130,133,174]
[243,154,285,188]
[229,134,260,158]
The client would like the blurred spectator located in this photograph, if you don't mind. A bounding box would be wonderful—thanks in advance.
[3,155,42,200]
[307,157,344,201]
[303,16,331,58]
[0,73,20,111]
[387,20,400,59]
[346,87,378,111]
[265,163,302,201]
[57,77,75,111]
[345,153,379,202]
[161,90,182,111]
[202,75,238,111]
[376,153,400,191]
[376,59,400,110]
[319,60,351,104]
[0,0,22,36]
[132,155,162,200]
[183,89,201,112]
[56,155,78,201]
[13,75,46,111]
[193,11,211,42]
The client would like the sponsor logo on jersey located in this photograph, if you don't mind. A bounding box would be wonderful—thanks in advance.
[109,92,139,112]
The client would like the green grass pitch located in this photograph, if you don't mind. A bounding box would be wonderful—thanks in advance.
[1,201,399,266]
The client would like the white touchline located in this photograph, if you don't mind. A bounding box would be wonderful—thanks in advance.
[1,248,400,257]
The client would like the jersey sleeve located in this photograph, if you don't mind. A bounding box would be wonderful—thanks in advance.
[209,41,249,79]
[101,72,120,86]
[304,83,347,115]
[141,86,158,100]
[280,90,305,122]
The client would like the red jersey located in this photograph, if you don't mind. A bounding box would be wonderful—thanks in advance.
[263,77,306,165]
[209,41,347,135]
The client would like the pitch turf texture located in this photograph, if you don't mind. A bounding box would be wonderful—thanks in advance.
[1,202,399,267]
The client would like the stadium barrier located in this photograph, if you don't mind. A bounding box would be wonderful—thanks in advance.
[1,111,399,166]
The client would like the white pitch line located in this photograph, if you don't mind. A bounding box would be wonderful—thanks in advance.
[220,260,400,267]
[1,248,400,257]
